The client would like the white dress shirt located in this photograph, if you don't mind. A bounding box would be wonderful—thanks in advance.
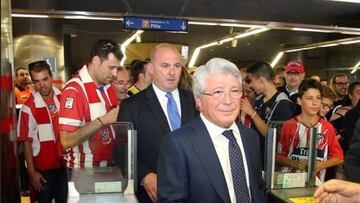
[200,113,251,203]
[152,83,181,131]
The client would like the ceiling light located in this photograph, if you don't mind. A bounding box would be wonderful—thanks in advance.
[218,23,264,28]
[283,37,360,54]
[341,31,360,35]
[284,47,315,53]
[12,14,49,18]
[271,52,284,67]
[188,21,218,26]
[327,0,360,3]
[188,27,269,67]
[317,43,339,48]
[291,28,332,33]
[339,39,360,45]
[188,48,201,67]
[188,21,265,28]
[199,42,218,49]
[219,38,234,44]
[64,15,122,21]
[351,60,360,74]
[120,30,144,66]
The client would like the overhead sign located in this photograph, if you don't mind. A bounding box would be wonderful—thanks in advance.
[124,16,188,32]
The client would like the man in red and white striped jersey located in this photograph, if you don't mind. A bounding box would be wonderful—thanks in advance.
[58,39,122,168]
[17,60,67,203]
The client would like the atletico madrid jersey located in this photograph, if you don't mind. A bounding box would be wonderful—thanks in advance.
[277,116,343,183]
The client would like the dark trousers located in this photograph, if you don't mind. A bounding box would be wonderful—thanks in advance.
[344,163,360,183]
[35,167,68,203]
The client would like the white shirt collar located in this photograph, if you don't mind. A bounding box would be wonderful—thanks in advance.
[152,83,179,99]
[200,113,239,138]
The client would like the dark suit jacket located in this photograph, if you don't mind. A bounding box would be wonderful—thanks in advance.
[117,85,198,202]
[157,117,265,203]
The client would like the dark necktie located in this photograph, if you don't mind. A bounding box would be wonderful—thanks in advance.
[165,92,181,131]
[222,130,251,203]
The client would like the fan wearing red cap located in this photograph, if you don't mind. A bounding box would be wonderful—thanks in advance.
[283,61,305,95]
[278,60,305,115]
[285,61,305,75]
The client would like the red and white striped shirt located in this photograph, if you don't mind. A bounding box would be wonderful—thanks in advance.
[59,65,119,168]
[17,87,64,171]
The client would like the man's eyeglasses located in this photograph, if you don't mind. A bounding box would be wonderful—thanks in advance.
[333,81,348,86]
[202,89,242,99]
[286,72,301,76]
[321,102,333,111]
[113,81,131,86]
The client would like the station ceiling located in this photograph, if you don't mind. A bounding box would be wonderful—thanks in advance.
[11,0,360,73]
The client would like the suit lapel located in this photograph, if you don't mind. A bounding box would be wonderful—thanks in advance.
[145,85,171,133]
[189,118,230,203]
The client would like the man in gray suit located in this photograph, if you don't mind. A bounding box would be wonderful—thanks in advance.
[117,43,198,202]
[158,58,265,203]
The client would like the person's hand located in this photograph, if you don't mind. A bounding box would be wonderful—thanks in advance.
[240,98,255,116]
[143,172,157,203]
[314,179,360,203]
[101,106,119,124]
[29,170,46,192]
[291,159,308,171]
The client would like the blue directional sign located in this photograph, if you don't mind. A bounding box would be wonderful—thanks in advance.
[124,16,188,32]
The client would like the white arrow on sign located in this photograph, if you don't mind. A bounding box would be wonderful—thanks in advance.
[126,20,134,27]
[181,22,187,30]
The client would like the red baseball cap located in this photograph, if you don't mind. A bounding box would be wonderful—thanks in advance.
[285,60,304,74]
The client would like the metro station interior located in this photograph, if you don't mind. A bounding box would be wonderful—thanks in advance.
[1,0,360,202]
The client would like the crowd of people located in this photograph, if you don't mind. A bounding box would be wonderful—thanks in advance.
[15,39,360,203]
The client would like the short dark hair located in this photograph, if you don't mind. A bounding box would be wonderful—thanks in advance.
[349,81,360,96]
[130,59,142,67]
[15,67,27,76]
[89,39,123,62]
[332,74,347,84]
[28,60,52,78]
[130,60,146,83]
[298,79,322,98]
[246,61,274,81]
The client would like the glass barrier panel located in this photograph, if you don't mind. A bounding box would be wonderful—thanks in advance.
[62,122,136,196]
[266,120,317,189]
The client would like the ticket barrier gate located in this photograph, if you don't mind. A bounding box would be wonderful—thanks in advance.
[65,122,137,203]
[264,121,318,203]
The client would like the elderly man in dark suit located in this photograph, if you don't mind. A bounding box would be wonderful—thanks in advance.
[157,58,265,203]
[117,43,198,203]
